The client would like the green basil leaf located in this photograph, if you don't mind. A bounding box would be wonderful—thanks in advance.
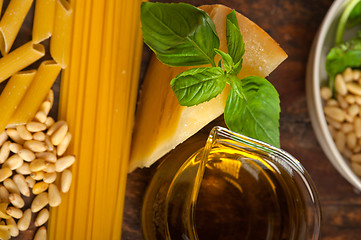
[348,1,361,28]
[170,67,226,106]
[214,49,233,73]
[141,2,219,67]
[226,10,245,68]
[326,32,361,80]
[224,76,280,147]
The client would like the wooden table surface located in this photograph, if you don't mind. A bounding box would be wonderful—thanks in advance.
[122,0,361,239]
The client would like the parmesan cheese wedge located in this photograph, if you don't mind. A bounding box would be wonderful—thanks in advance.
[129,4,287,172]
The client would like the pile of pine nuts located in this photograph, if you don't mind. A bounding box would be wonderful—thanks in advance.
[0,90,74,240]
[321,67,361,176]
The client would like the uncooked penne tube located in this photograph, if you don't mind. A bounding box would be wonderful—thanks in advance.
[0,70,36,133]
[8,60,61,126]
[0,42,45,83]
[0,0,33,55]
[33,0,56,43]
[50,0,73,68]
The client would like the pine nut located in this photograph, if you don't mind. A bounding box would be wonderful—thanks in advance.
[6,207,23,219]
[0,132,8,147]
[12,175,29,197]
[341,123,354,133]
[36,152,56,163]
[47,120,66,136]
[0,168,12,182]
[57,132,71,156]
[343,148,353,158]
[56,155,75,172]
[18,149,35,162]
[47,89,54,104]
[33,182,49,195]
[25,176,35,188]
[344,113,354,123]
[31,171,45,181]
[345,94,356,104]
[49,184,61,207]
[33,132,46,142]
[51,123,68,146]
[335,74,347,95]
[353,69,361,79]
[45,117,55,128]
[26,122,47,133]
[24,140,47,153]
[328,125,336,138]
[353,145,361,153]
[343,67,354,82]
[0,141,10,164]
[320,86,332,100]
[17,209,31,231]
[347,82,361,96]
[34,226,47,240]
[40,101,52,116]
[15,163,31,175]
[3,179,19,195]
[335,131,346,153]
[9,193,24,209]
[31,192,48,213]
[44,163,55,173]
[3,154,23,170]
[6,129,24,145]
[45,135,54,151]
[9,143,22,153]
[348,104,359,117]
[34,111,47,123]
[35,208,49,227]
[61,169,72,193]
[0,186,9,203]
[327,98,338,106]
[15,125,32,141]
[356,96,361,105]
[43,172,57,184]
[324,106,345,122]
[351,153,361,163]
[30,159,49,172]
[6,217,19,237]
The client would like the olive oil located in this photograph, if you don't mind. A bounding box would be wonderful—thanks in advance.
[142,127,321,240]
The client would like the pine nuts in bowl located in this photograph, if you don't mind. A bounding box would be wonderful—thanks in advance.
[307,0,361,190]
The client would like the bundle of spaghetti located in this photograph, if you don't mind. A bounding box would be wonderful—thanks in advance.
[48,0,143,239]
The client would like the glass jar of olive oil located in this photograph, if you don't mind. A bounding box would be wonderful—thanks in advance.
[142,126,321,240]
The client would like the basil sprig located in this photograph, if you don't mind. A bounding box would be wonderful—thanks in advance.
[141,2,280,147]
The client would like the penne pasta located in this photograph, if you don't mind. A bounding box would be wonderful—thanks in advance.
[0,0,3,17]
[0,41,45,83]
[0,70,36,132]
[0,0,33,55]
[33,0,56,43]
[50,0,73,68]
[8,60,61,126]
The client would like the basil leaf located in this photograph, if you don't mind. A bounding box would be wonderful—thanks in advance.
[226,10,245,72]
[326,32,361,80]
[348,0,361,28]
[214,49,233,73]
[170,67,226,106]
[141,2,219,67]
[224,76,280,147]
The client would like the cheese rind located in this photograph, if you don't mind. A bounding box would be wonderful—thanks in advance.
[129,4,287,172]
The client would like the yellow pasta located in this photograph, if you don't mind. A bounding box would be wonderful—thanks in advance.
[0,0,33,55]
[0,1,3,16]
[0,70,36,132]
[33,0,56,43]
[0,41,45,83]
[8,60,61,126]
[48,0,143,239]
[50,0,73,68]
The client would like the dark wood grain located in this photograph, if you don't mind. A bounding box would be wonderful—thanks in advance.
[122,0,361,239]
